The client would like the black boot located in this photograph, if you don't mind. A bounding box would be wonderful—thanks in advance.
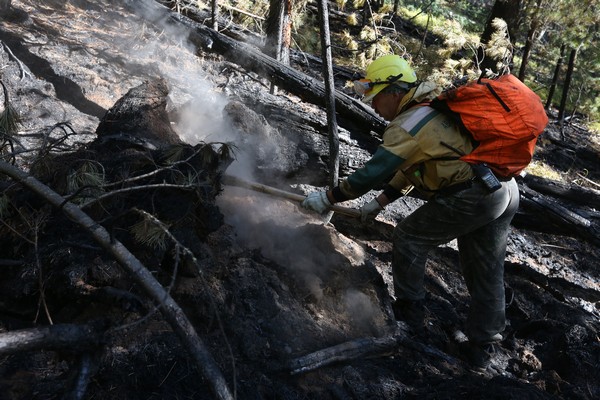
[392,299,425,329]
[458,341,496,372]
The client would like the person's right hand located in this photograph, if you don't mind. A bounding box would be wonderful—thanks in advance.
[360,198,383,223]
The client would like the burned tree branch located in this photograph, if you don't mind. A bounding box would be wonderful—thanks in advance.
[0,323,101,356]
[0,160,234,400]
[288,328,457,375]
[289,333,400,375]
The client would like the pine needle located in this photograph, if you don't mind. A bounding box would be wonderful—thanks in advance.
[0,79,21,141]
[66,161,106,196]
[0,194,10,219]
[130,215,169,251]
[0,103,21,136]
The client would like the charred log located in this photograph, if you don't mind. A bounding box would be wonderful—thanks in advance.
[0,323,103,356]
[288,327,458,375]
[517,184,600,247]
[95,78,182,150]
[521,174,600,210]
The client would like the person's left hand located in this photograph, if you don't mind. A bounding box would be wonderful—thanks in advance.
[301,191,331,214]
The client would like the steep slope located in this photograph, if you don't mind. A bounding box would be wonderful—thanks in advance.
[0,1,598,399]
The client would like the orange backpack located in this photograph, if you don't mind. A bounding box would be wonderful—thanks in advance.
[431,74,549,178]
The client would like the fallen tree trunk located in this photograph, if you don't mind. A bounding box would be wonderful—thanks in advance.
[0,160,234,400]
[518,184,600,246]
[129,0,386,136]
[159,0,360,84]
[521,174,600,209]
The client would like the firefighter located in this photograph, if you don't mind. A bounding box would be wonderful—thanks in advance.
[301,54,519,371]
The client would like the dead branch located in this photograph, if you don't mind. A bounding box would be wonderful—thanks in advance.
[288,327,457,375]
[0,160,234,400]
[71,277,145,313]
[1,40,32,80]
[289,333,400,375]
[0,323,101,356]
[79,182,210,208]
[134,207,238,395]
[70,353,95,400]
[219,3,265,20]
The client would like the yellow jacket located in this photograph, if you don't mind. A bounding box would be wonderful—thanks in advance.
[335,82,475,201]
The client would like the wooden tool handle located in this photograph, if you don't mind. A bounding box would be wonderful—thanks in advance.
[223,175,361,218]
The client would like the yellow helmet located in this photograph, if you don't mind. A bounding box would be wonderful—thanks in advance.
[354,54,417,102]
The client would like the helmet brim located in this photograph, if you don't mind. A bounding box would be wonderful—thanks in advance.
[362,84,388,103]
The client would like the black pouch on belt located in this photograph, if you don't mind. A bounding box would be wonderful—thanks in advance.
[471,164,502,193]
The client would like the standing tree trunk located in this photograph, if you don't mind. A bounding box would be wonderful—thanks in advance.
[393,0,401,15]
[518,23,537,81]
[558,46,579,131]
[265,0,292,94]
[211,0,219,30]
[317,0,340,224]
[477,0,523,74]
[281,0,292,65]
[546,44,565,110]
[0,0,11,10]
[518,0,543,81]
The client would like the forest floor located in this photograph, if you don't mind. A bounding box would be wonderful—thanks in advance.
[0,1,599,399]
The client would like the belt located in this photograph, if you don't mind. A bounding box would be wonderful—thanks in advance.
[436,179,475,196]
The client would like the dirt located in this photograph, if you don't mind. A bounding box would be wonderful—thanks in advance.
[0,1,598,399]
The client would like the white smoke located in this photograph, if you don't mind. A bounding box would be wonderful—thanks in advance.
[124,1,376,322]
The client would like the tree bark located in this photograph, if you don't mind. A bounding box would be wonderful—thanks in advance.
[211,0,219,31]
[317,0,340,197]
[518,0,543,81]
[545,44,565,110]
[393,0,401,15]
[0,160,234,400]
[558,47,579,125]
[265,0,292,95]
[0,0,11,11]
[518,184,600,246]
[521,174,600,210]
[518,24,537,81]
[265,0,285,61]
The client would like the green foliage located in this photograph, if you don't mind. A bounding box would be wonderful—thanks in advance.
[131,215,169,251]
[193,0,600,123]
[0,194,9,219]
[0,79,21,157]
[0,103,20,137]
[292,11,321,55]
[66,161,106,201]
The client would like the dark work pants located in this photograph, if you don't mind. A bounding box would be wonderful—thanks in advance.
[392,178,519,344]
